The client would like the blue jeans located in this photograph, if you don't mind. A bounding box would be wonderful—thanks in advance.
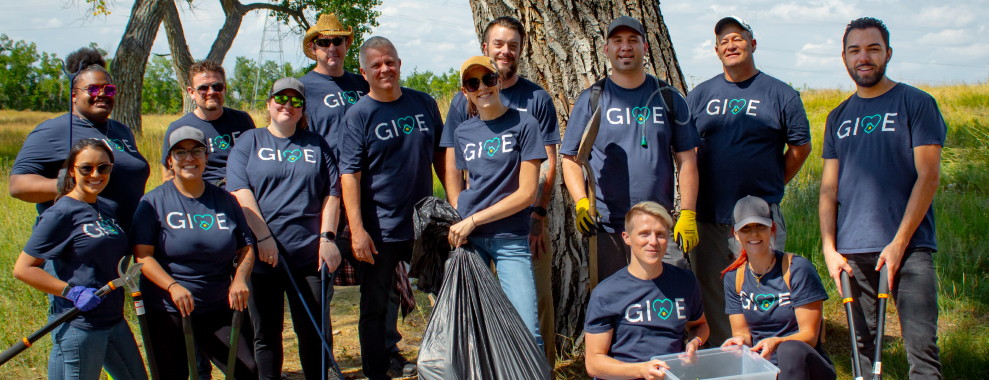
[469,236,543,349]
[48,318,148,380]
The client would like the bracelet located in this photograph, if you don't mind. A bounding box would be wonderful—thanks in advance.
[690,336,703,345]
[166,281,179,291]
[470,215,477,227]
[257,234,272,243]
[61,284,72,298]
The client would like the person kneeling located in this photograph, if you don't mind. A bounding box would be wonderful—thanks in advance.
[584,202,709,380]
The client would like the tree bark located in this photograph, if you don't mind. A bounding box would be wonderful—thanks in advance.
[111,0,166,133]
[468,0,686,355]
[162,0,196,113]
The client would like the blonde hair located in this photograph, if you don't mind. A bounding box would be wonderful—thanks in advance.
[624,201,673,232]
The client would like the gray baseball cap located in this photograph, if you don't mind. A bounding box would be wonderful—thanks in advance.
[715,16,753,37]
[166,125,207,154]
[607,16,645,38]
[733,195,773,231]
[269,77,306,99]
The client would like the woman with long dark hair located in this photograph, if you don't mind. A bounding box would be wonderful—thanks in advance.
[721,196,835,380]
[132,126,258,378]
[226,77,341,380]
[12,138,147,380]
[9,47,149,229]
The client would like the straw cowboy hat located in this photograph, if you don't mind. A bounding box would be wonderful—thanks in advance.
[302,13,354,60]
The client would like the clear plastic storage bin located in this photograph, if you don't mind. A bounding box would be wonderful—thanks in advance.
[649,345,780,380]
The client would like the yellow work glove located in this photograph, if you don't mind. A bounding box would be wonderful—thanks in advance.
[574,197,599,237]
[673,209,699,253]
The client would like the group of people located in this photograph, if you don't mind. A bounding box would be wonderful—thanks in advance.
[6,9,944,380]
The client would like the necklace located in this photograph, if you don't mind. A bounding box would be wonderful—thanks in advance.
[748,255,776,287]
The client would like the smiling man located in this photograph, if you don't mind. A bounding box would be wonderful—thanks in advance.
[338,36,445,380]
[561,15,700,285]
[820,17,945,379]
[162,60,255,186]
[685,17,812,345]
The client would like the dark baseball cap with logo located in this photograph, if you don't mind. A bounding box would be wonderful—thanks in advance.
[607,15,645,38]
[715,16,753,37]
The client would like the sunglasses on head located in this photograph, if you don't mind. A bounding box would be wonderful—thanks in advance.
[272,94,305,108]
[463,72,499,92]
[76,84,117,97]
[314,37,345,48]
[75,163,113,176]
[196,82,226,93]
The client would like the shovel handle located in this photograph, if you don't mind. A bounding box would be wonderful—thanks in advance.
[840,270,854,301]
[877,265,890,296]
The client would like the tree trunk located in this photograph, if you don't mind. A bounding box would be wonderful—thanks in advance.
[162,0,196,113]
[110,0,166,133]
[468,0,686,355]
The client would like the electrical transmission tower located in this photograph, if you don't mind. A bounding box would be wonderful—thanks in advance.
[251,11,285,108]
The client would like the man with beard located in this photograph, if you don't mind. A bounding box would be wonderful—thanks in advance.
[339,36,445,380]
[686,17,811,345]
[440,16,561,363]
[561,16,700,284]
[162,60,255,186]
[820,17,944,379]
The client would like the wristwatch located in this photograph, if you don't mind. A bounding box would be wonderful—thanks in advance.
[319,231,336,242]
[531,206,547,217]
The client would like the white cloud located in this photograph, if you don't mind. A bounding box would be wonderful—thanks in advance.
[907,5,977,28]
[768,0,861,23]
[795,38,842,70]
[691,40,714,63]
[917,29,972,46]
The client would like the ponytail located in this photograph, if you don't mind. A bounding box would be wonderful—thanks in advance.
[721,249,749,279]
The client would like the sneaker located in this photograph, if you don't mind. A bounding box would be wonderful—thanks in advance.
[386,353,418,378]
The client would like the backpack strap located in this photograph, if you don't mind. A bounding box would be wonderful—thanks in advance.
[734,265,745,294]
[782,253,794,290]
[589,78,607,111]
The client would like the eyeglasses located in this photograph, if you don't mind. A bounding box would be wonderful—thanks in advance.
[196,82,226,93]
[75,84,117,97]
[314,37,345,48]
[171,147,208,160]
[75,163,113,176]
[272,94,305,108]
[463,73,499,92]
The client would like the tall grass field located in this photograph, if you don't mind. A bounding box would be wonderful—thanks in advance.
[1,83,987,379]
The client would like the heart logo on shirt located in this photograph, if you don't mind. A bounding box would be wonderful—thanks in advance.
[652,298,675,320]
[728,99,747,115]
[483,137,501,157]
[343,91,359,104]
[193,214,215,230]
[755,294,777,311]
[397,116,416,134]
[98,220,120,235]
[107,139,126,151]
[631,107,651,125]
[861,114,882,134]
[214,134,231,150]
[283,149,302,162]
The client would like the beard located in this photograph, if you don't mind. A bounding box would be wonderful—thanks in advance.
[198,98,223,112]
[847,60,887,88]
[495,55,518,80]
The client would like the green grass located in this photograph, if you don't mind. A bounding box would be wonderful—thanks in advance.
[2,82,989,379]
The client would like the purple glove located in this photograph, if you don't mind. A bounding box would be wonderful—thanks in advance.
[66,286,101,312]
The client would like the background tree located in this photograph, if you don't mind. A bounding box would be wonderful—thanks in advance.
[402,68,462,100]
[142,55,184,114]
[227,56,304,110]
[467,0,687,354]
[109,0,167,133]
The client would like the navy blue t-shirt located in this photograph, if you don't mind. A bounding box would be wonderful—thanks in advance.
[689,72,811,224]
[441,76,560,148]
[131,181,253,313]
[723,251,828,363]
[12,114,150,229]
[822,83,945,253]
[226,127,338,272]
[585,264,704,363]
[299,70,370,156]
[561,76,699,232]
[160,108,256,184]
[453,109,547,238]
[338,88,443,242]
[23,197,128,330]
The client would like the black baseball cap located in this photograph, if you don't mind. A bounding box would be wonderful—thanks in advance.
[715,16,753,36]
[607,16,645,38]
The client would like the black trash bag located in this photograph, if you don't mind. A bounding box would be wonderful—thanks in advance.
[411,196,459,295]
[417,247,552,380]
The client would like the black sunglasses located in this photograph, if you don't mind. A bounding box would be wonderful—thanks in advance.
[314,37,345,48]
[75,163,113,176]
[76,84,117,97]
[196,82,226,93]
[272,94,305,108]
[463,73,499,92]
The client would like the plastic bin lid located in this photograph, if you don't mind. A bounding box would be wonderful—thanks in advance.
[649,345,780,380]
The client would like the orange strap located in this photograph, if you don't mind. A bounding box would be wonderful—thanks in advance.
[735,253,795,294]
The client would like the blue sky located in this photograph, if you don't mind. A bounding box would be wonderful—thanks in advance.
[3,0,986,90]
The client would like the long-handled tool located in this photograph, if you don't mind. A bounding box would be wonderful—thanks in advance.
[840,270,865,380]
[872,266,890,380]
[577,95,602,288]
[0,262,143,366]
[118,258,159,380]
[182,315,198,380]
[321,263,329,380]
[279,254,343,378]
[225,310,243,380]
